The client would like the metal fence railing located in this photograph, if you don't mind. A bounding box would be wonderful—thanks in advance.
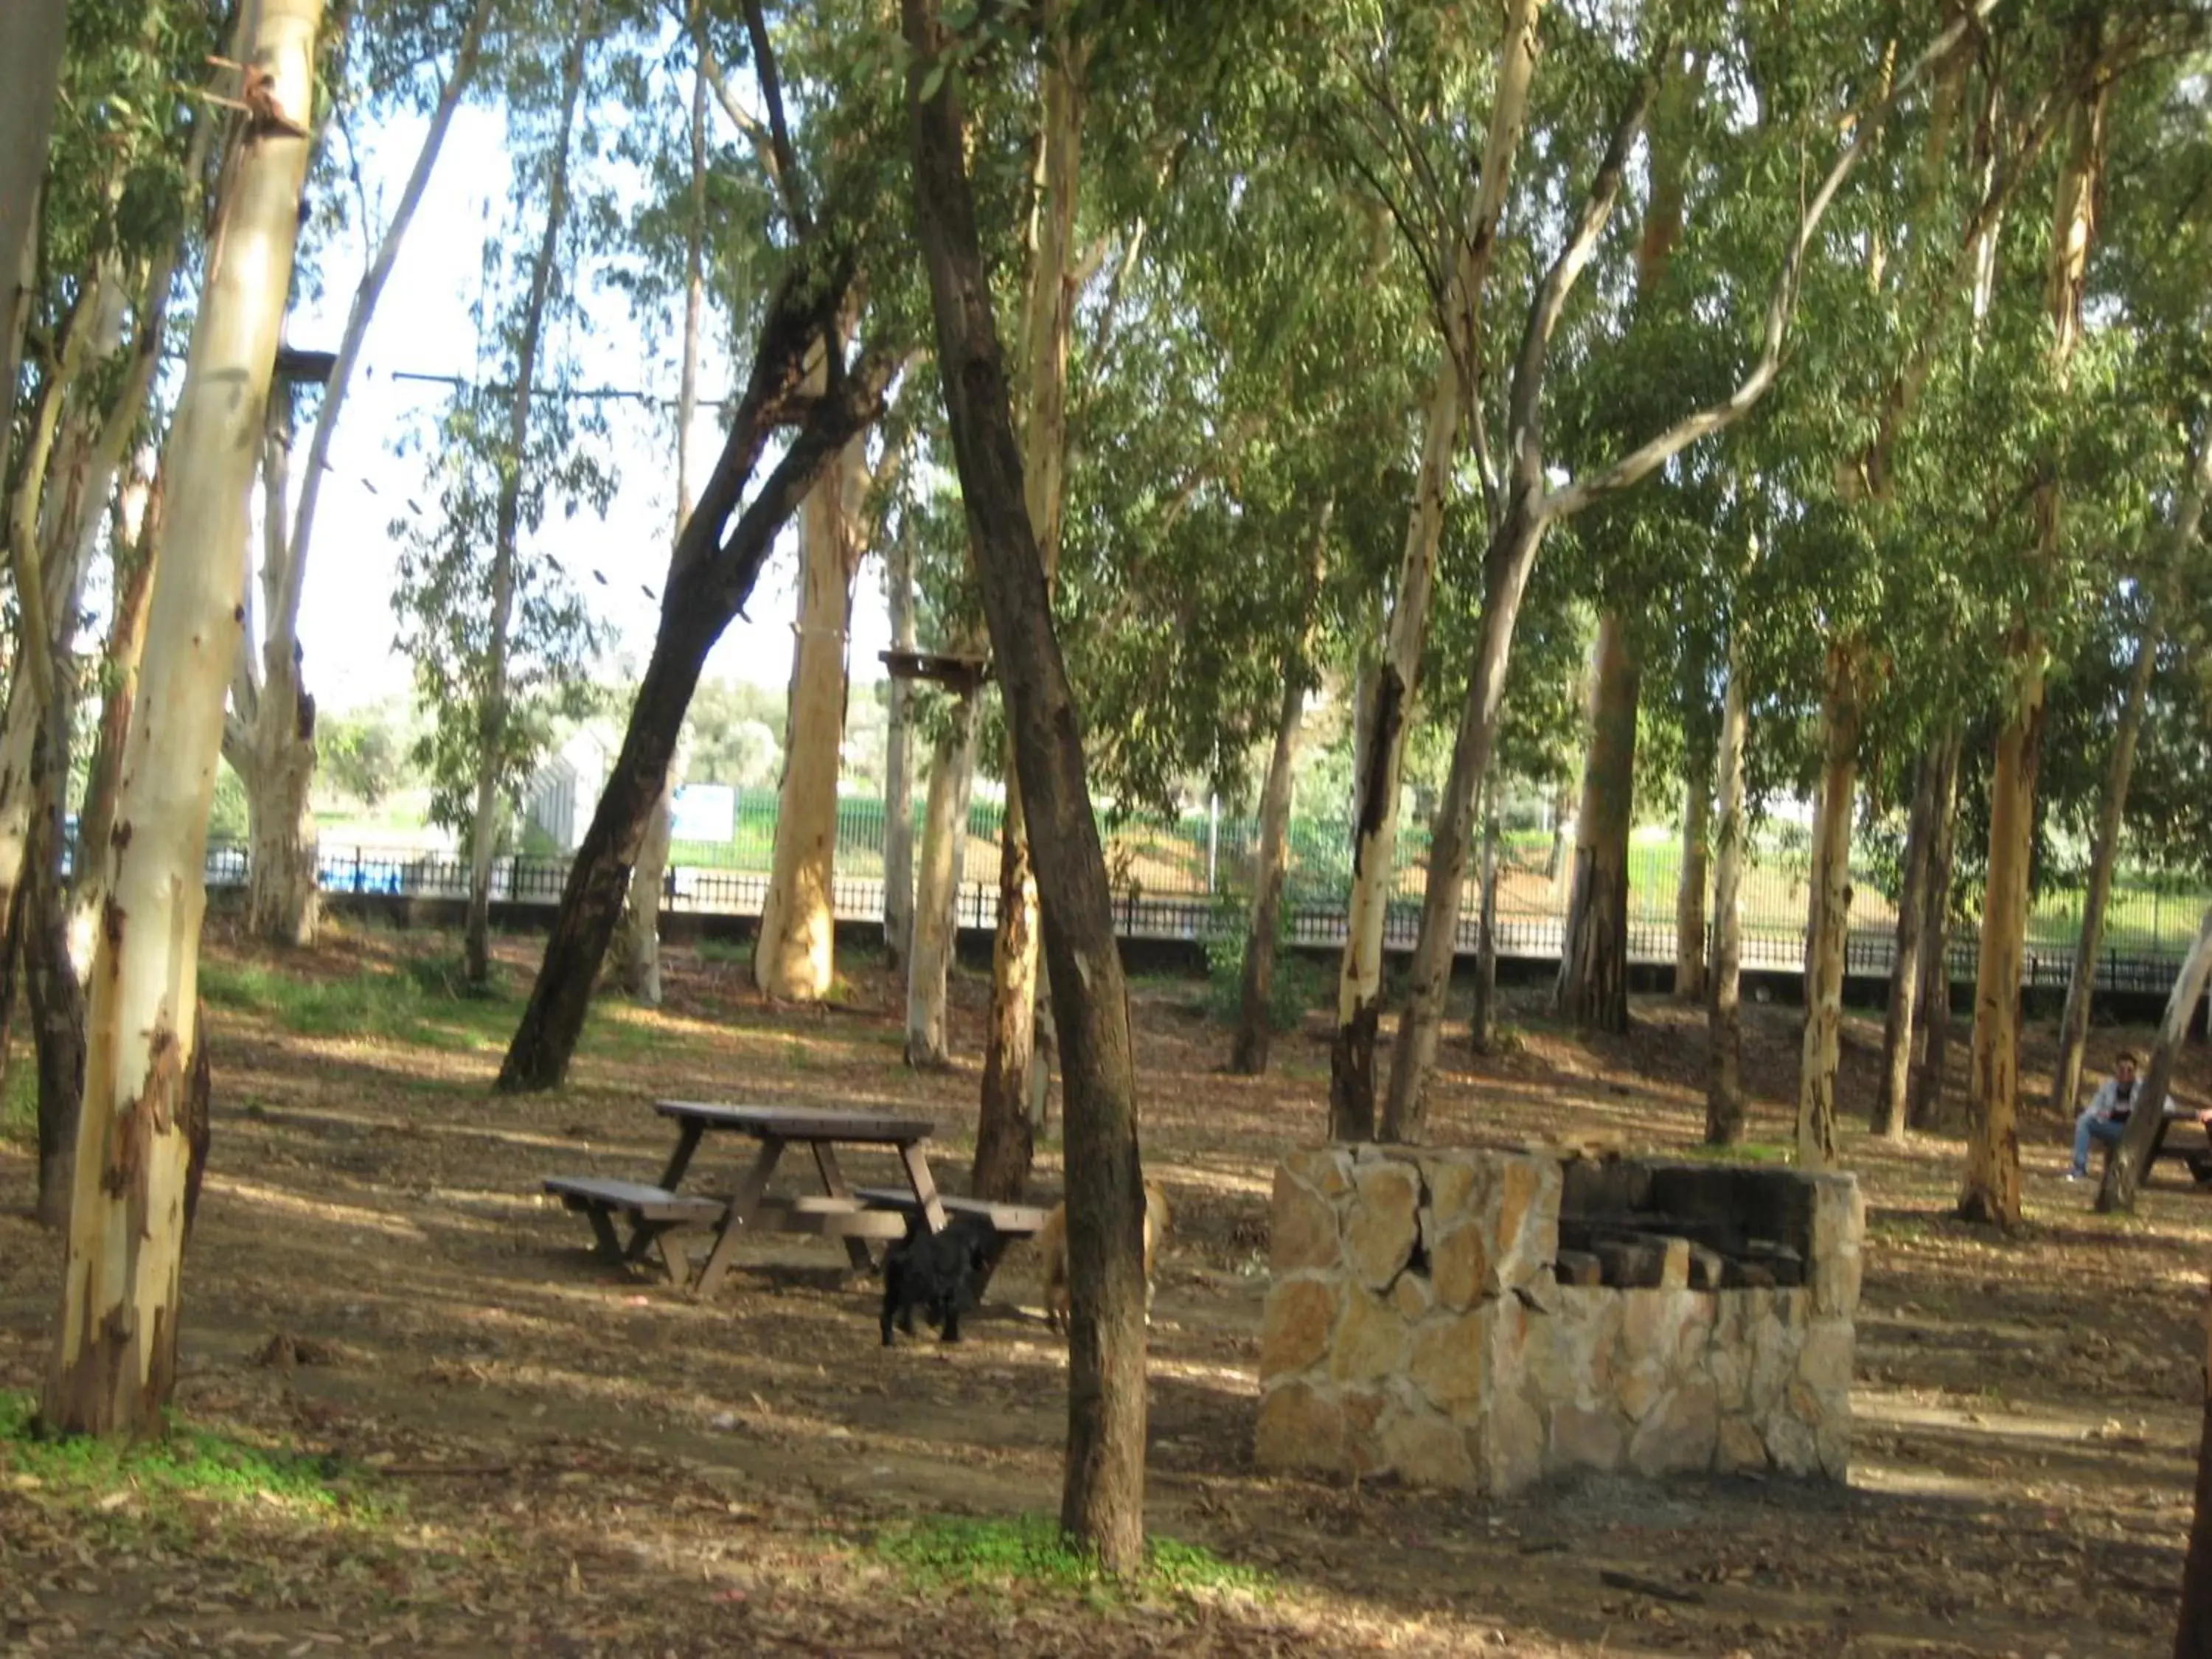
[212,784,2208,997]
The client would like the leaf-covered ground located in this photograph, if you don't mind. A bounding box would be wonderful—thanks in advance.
[2,916,2207,1657]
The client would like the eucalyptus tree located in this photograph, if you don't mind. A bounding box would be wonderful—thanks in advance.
[224,0,498,950]
[2048,63,2212,1123]
[6,0,223,1222]
[47,0,324,1438]
[1379,1,2000,1143]
[499,0,904,1091]
[391,0,610,990]
[905,0,1149,1573]
[1299,0,1544,1141]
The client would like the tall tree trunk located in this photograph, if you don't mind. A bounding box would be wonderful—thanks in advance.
[1908,730,1961,1129]
[882,513,918,972]
[467,3,593,990]
[754,430,863,1001]
[244,390,319,946]
[44,0,322,1437]
[905,681,981,1066]
[1674,760,1710,999]
[496,271,893,1091]
[1335,0,1543,1142]
[28,683,83,1230]
[973,767,1040,1197]
[0,0,68,451]
[2172,1276,2212,1659]
[1958,664,2041,1225]
[1470,771,1502,1054]
[2094,904,2212,1215]
[1557,613,1638,1033]
[1706,656,1749,1144]
[905,0,1147,1568]
[974,3,1085,1203]
[1231,627,1312,1077]
[245,0,490,950]
[611,18,706,1009]
[1875,738,1944,1138]
[1377,504,1549,1143]
[1796,644,1863,1169]
[1961,64,2104,1227]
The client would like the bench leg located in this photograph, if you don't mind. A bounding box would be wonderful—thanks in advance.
[812,1144,877,1273]
[900,1143,949,1235]
[692,1138,784,1298]
[582,1206,627,1265]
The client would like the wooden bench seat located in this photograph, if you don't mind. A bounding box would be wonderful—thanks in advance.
[850,1186,1050,1237]
[543,1175,726,1267]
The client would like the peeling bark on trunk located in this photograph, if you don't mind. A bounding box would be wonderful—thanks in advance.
[1231,633,1311,1077]
[1958,659,2042,1226]
[2095,905,2212,1216]
[1876,739,1944,1138]
[905,684,981,1067]
[973,767,1040,1200]
[1706,658,1749,1145]
[245,392,319,948]
[71,483,161,976]
[1909,731,1961,1130]
[1557,613,1638,1034]
[755,434,863,1001]
[1796,645,1863,1170]
[906,0,1147,1568]
[44,0,322,1437]
[1674,762,1710,1000]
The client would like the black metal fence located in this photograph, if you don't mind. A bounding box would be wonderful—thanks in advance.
[206,836,2195,997]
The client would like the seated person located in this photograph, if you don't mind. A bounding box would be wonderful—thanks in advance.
[2069,1051,2212,1180]
[2069,1053,2140,1180]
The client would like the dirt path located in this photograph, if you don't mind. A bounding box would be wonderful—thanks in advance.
[2,922,2206,1655]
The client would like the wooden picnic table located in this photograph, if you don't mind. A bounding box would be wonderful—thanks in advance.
[544,1102,1045,1298]
[655,1102,942,1293]
[2137,1105,2212,1185]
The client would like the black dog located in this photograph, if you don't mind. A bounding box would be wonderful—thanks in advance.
[880,1213,995,1345]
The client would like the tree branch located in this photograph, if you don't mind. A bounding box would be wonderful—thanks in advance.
[742,0,812,238]
[1543,0,2003,524]
[1503,69,1658,498]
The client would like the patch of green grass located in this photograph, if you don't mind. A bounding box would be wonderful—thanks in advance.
[1674,1140,1793,1165]
[0,1390,375,1523]
[871,1513,1273,1604]
[200,959,516,1053]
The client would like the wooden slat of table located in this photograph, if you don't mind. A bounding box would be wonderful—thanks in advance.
[655,1101,937,1144]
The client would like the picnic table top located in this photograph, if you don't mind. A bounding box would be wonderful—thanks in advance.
[653,1100,938,1144]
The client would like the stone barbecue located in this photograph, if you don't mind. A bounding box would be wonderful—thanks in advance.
[1253,1145,1864,1495]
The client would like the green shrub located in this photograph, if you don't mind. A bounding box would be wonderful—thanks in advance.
[1203,897,1324,1032]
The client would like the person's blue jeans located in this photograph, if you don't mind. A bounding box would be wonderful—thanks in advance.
[2071,1111,2126,1175]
